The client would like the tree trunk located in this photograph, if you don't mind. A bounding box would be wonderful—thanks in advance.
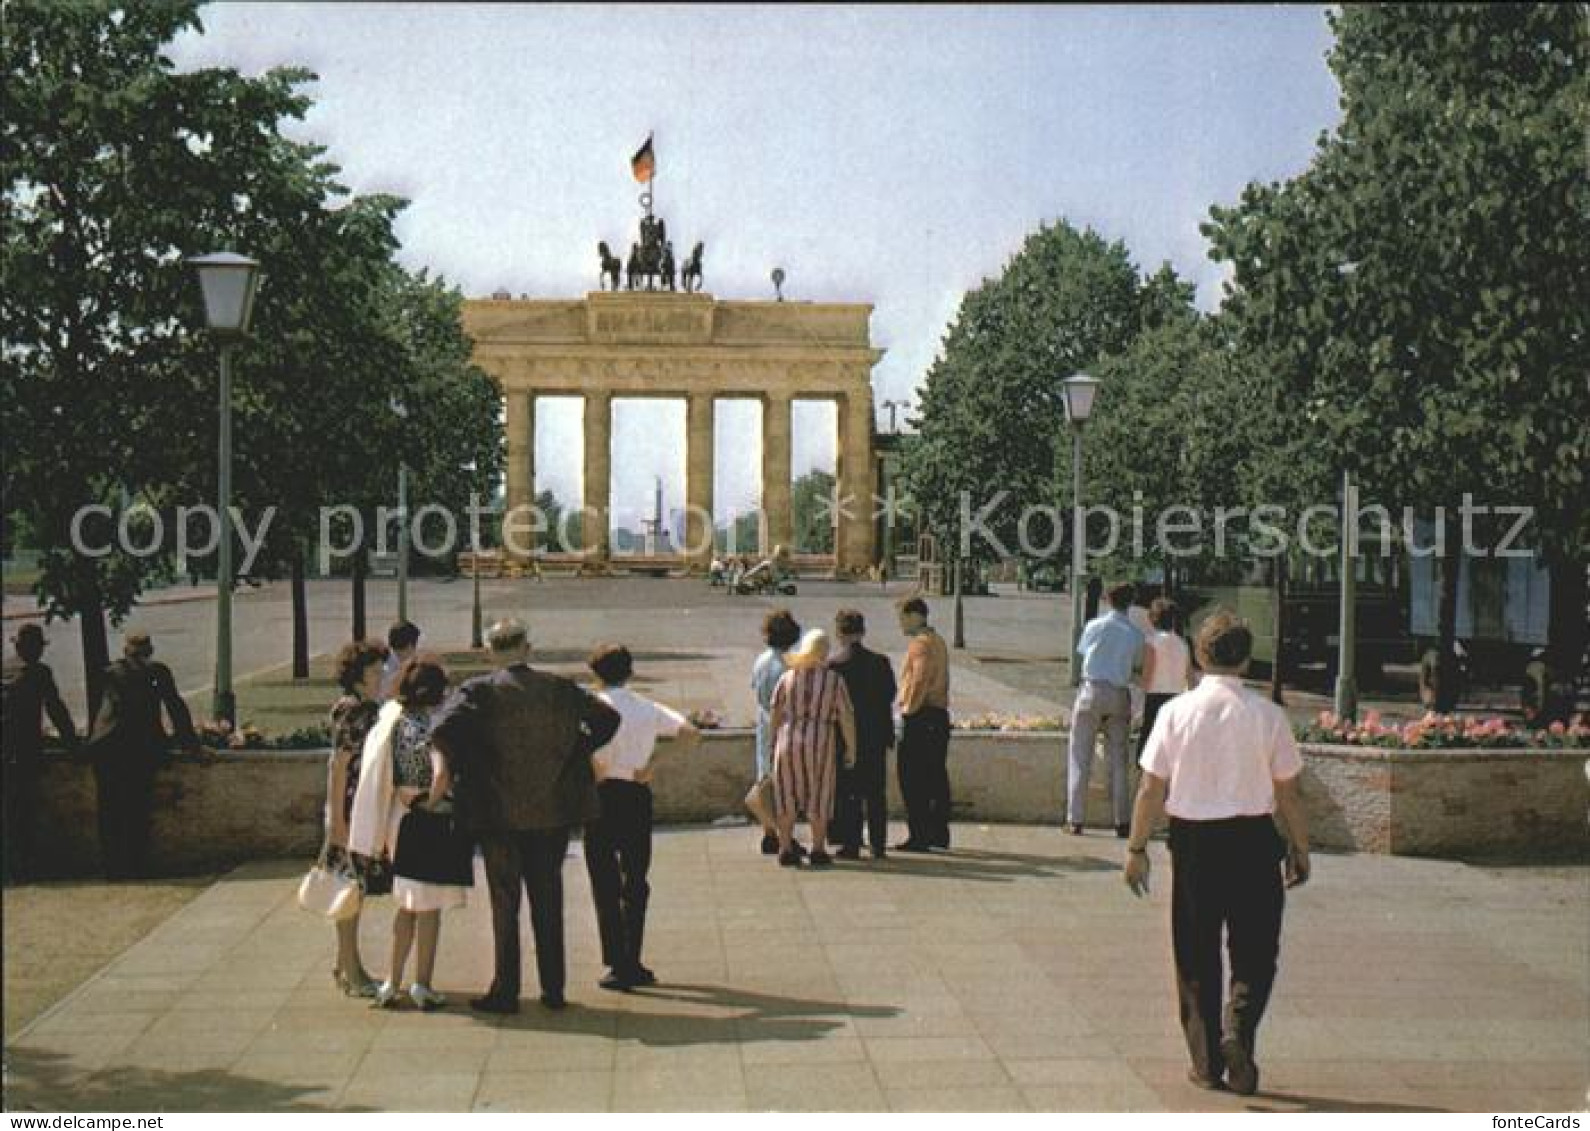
[351,546,367,642]
[1545,553,1587,726]
[291,547,309,680]
[79,590,110,725]
[1434,533,1462,713]
[1270,556,1287,705]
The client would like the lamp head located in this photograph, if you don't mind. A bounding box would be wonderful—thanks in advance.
[188,252,261,336]
[1062,372,1099,426]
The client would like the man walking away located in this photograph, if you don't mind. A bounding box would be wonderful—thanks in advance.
[2,624,78,881]
[87,630,200,879]
[430,618,620,1013]
[1124,610,1310,1095]
[829,609,896,860]
[1067,581,1145,837]
[894,596,951,852]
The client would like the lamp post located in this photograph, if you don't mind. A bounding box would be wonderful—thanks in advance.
[390,397,410,622]
[463,459,484,649]
[1334,469,1359,721]
[189,252,262,728]
[1062,372,1100,688]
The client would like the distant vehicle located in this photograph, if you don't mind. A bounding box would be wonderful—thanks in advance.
[1024,563,1066,593]
[1181,523,1573,711]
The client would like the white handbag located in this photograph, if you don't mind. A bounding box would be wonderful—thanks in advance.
[298,851,363,921]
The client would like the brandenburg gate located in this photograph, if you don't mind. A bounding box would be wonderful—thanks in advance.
[460,289,884,575]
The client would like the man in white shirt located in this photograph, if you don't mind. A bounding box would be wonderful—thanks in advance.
[583,643,699,991]
[1123,610,1310,1097]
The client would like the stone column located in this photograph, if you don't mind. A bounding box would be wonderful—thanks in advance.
[504,391,534,561]
[761,390,793,556]
[686,393,715,573]
[836,384,876,575]
[583,390,612,570]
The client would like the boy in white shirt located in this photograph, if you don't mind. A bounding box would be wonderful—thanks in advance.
[583,643,699,990]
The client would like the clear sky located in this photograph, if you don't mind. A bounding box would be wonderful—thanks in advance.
[168,3,1341,529]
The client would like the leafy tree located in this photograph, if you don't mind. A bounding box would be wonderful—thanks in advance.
[903,221,1152,567]
[1,0,347,712]
[791,468,837,554]
[1204,3,1590,712]
[715,512,761,556]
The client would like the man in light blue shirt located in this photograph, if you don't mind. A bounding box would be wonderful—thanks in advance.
[1067,581,1145,836]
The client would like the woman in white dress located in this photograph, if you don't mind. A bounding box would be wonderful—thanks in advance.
[349,655,469,1010]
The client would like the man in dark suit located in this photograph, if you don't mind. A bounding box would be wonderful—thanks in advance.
[829,609,897,860]
[430,618,620,1012]
[87,630,200,879]
[3,624,79,881]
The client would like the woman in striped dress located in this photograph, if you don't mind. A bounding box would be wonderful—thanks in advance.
[768,629,858,867]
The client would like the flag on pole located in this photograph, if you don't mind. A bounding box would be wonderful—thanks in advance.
[631,134,655,183]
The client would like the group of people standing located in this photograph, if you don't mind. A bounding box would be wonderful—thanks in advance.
[323,616,698,1012]
[748,595,952,866]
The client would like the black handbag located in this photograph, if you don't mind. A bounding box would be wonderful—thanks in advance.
[392,804,475,886]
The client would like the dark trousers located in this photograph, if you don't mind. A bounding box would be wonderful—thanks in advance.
[583,780,653,975]
[898,707,951,847]
[1168,816,1287,1079]
[94,757,158,879]
[3,755,42,881]
[1137,693,1177,761]
[834,746,889,852]
[479,827,572,1000]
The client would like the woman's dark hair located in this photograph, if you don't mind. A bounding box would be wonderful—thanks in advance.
[396,653,450,709]
[335,639,389,695]
[1195,610,1253,671]
[1149,599,1179,632]
[762,609,802,651]
[589,643,634,685]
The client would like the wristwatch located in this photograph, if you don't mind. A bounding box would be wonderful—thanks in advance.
[1127,845,1148,855]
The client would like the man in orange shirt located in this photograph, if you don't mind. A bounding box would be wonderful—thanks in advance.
[894,596,951,852]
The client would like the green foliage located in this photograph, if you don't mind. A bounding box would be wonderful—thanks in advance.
[1203,3,1589,566]
[2,0,507,694]
[791,468,836,554]
[903,221,1164,560]
[1,0,327,621]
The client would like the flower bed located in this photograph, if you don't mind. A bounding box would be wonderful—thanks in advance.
[1299,710,1590,750]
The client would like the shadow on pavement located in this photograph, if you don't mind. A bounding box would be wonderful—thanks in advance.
[2,1047,371,1113]
[845,847,1118,883]
[489,981,898,1046]
[1245,1090,1448,1114]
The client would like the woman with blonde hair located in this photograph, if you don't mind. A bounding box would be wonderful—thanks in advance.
[768,629,857,867]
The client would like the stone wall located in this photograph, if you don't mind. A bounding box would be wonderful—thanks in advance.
[23,732,1587,875]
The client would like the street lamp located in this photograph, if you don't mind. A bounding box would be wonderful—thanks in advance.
[1062,372,1100,688]
[1334,470,1359,721]
[463,459,485,650]
[189,252,262,729]
[390,397,410,622]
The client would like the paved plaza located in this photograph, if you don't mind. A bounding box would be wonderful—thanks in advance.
[5,824,1586,1113]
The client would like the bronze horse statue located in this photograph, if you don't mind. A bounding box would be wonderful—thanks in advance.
[681,241,705,293]
[597,242,622,291]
